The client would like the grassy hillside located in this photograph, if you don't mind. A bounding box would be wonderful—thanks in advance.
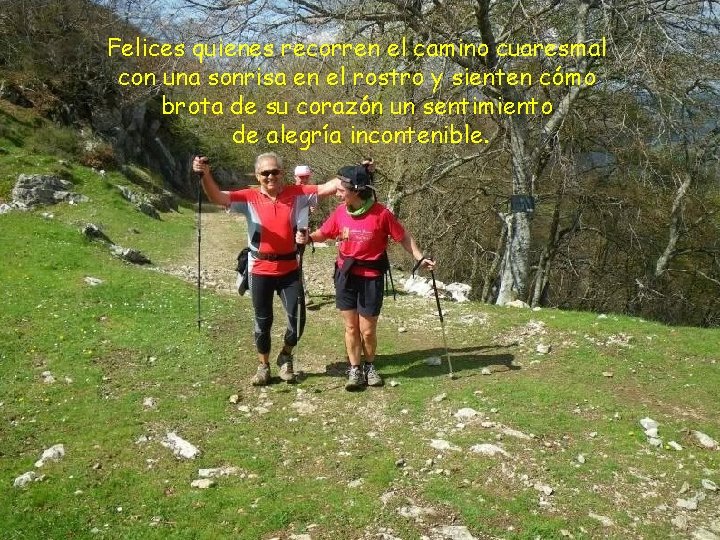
[1,100,720,539]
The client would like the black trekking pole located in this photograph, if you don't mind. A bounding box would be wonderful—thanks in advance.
[412,258,454,379]
[386,257,397,301]
[194,159,203,330]
[295,228,308,380]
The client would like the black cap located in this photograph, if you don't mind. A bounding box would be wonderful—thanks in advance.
[337,165,374,191]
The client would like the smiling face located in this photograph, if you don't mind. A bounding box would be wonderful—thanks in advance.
[337,182,363,209]
[255,157,284,196]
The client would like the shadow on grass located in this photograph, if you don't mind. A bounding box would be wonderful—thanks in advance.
[384,345,518,380]
[305,344,518,383]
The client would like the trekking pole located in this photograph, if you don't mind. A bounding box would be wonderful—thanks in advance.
[386,257,397,301]
[194,158,204,330]
[295,227,308,380]
[412,258,454,379]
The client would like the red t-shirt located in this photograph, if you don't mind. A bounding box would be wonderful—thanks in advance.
[319,202,406,277]
[228,184,318,276]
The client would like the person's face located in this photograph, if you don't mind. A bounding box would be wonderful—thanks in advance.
[295,174,311,185]
[337,183,362,206]
[255,158,283,193]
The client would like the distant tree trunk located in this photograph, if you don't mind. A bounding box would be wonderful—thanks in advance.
[655,174,691,277]
[496,212,531,304]
[482,214,508,302]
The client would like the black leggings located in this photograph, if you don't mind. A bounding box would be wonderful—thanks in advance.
[249,270,306,354]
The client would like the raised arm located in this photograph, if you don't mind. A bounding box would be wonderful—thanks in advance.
[315,177,341,198]
[193,156,230,207]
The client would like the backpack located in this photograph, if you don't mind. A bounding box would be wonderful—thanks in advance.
[236,247,250,295]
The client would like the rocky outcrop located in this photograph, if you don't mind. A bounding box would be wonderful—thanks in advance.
[12,174,88,207]
[91,99,248,197]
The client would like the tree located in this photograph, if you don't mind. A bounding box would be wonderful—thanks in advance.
[163,0,715,302]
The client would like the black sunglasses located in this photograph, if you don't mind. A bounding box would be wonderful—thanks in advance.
[258,169,281,177]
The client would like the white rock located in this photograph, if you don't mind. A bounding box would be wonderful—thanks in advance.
[536,343,551,355]
[693,431,719,449]
[432,393,447,402]
[238,405,251,413]
[676,497,699,511]
[644,427,659,438]
[135,435,149,445]
[577,454,586,464]
[534,483,554,496]
[397,505,437,520]
[504,300,530,308]
[640,418,659,431]
[692,528,720,540]
[701,479,718,491]
[289,535,312,540]
[398,327,407,333]
[671,515,688,530]
[198,467,240,478]
[35,444,65,467]
[190,479,215,489]
[499,427,531,440]
[602,371,614,378]
[161,432,200,459]
[588,512,614,527]
[648,437,663,447]
[480,367,492,376]
[469,443,509,457]
[454,408,478,420]
[389,380,400,387]
[347,478,364,488]
[668,441,683,451]
[290,401,317,415]
[425,356,442,366]
[402,276,434,297]
[228,394,240,404]
[430,439,460,452]
[445,282,471,302]
[142,397,157,409]
[84,277,103,286]
[430,525,478,539]
[41,371,55,384]
[13,471,37,488]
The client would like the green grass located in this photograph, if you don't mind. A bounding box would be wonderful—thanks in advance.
[1,100,720,539]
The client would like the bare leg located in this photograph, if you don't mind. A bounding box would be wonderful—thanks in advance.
[340,309,362,367]
[359,315,379,363]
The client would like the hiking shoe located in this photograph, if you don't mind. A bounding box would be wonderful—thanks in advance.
[277,351,296,382]
[364,363,384,387]
[251,364,271,386]
[345,366,365,391]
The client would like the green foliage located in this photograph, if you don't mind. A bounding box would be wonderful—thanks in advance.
[27,123,80,158]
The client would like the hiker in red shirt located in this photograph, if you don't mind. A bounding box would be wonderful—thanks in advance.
[298,165,435,391]
[193,153,340,385]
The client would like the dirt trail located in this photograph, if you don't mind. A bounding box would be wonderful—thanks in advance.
[166,206,336,298]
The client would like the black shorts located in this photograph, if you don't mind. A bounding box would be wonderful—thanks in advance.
[335,272,384,317]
